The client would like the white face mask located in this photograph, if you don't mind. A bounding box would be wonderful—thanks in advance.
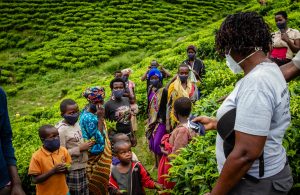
[225,48,262,74]
[225,53,243,74]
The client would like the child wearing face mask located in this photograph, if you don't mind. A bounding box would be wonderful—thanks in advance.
[28,125,72,195]
[56,99,94,195]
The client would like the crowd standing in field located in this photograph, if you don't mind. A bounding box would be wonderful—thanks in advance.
[1,10,300,195]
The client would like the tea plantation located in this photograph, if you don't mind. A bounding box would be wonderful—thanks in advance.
[1,0,300,194]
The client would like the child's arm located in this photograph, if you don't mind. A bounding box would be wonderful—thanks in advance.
[31,163,66,184]
[138,163,157,189]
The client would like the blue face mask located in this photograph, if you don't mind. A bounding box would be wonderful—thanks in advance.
[150,80,159,87]
[122,76,128,82]
[113,89,124,99]
[63,112,79,126]
[43,137,60,152]
[188,53,195,60]
[179,75,189,82]
[276,22,286,30]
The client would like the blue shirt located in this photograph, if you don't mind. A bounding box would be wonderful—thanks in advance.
[79,109,105,155]
[0,88,17,188]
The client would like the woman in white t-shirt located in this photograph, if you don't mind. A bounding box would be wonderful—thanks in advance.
[194,12,293,195]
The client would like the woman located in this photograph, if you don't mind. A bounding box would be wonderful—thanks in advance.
[270,11,300,66]
[195,12,293,195]
[166,64,198,132]
[146,68,167,168]
[121,68,138,132]
[80,87,112,195]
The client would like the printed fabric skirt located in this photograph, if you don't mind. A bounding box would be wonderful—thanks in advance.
[86,135,112,195]
[67,168,89,195]
[149,123,166,155]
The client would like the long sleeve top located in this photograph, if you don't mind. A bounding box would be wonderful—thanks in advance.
[79,109,105,155]
[0,88,17,188]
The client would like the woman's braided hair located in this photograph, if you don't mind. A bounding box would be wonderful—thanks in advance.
[215,12,272,57]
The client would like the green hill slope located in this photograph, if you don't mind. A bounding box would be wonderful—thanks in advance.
[0,0,248,84]
[1,0,300,194]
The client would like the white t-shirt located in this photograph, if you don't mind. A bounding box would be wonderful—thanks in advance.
[216,62,290,178]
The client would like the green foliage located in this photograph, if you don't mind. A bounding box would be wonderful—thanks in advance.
[0,0,248,84]
[168,132,218,195]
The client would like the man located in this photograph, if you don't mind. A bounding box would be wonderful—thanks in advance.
[182,45,205,81]
[182,45,205,98]
[105,78,132,135]
[0,87,25,195]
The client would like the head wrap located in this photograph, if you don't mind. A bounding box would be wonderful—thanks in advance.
[187,45,197,53]
[121,68,133,75]
[82,86,105,104]
[147,68,162,81]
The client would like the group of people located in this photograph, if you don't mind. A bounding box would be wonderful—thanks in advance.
[1,10,300,195]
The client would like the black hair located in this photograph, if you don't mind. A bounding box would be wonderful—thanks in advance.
[216,12,272,57]
[110,78,125,89]
[112,133,130,144]
[275,11,288,19]
[113,140,131,154]
[60,99,77,113]
[178,63,190,72]
[39,124,55,139]
[174,97,192,117]
[114,70,122,75]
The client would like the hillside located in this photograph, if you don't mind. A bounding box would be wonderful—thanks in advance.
[1,0,300,194]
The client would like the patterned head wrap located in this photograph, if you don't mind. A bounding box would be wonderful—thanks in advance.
[82,86,105,104]
[147,68,162,81]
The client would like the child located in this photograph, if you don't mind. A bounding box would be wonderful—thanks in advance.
[111,133,138,166]
[28,125,72,195]
[158,97,197,189]
[56,99,94,195]
[109,141,162,195]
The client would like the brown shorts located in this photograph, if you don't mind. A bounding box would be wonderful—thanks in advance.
[229,164,293,195]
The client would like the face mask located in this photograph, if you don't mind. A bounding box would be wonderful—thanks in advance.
[225,48,261,74]
[188,53,195,60]
[43,138,60,152]
[276,22,286,30]
[63,112,79,126]
[113,89,124,99]
[225,54,243,74]
[122,76,128,82]
[150,80,159,87]
[179,75,189,82]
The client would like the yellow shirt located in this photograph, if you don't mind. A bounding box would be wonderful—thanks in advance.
[28,147,72,195]
[272,28,300,59]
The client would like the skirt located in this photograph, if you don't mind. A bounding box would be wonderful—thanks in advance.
[67,168,89,195]
[149,123,166,155]
[87,135,112,195]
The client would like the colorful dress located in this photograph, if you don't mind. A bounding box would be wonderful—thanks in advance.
[146,87,167,155]
[80,109,112,195]
[166,77,198,132]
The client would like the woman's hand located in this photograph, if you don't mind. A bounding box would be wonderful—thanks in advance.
[281,33,290,43]
[192,116,217,130]
[79,141,94,151]
[96,104,105,119]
